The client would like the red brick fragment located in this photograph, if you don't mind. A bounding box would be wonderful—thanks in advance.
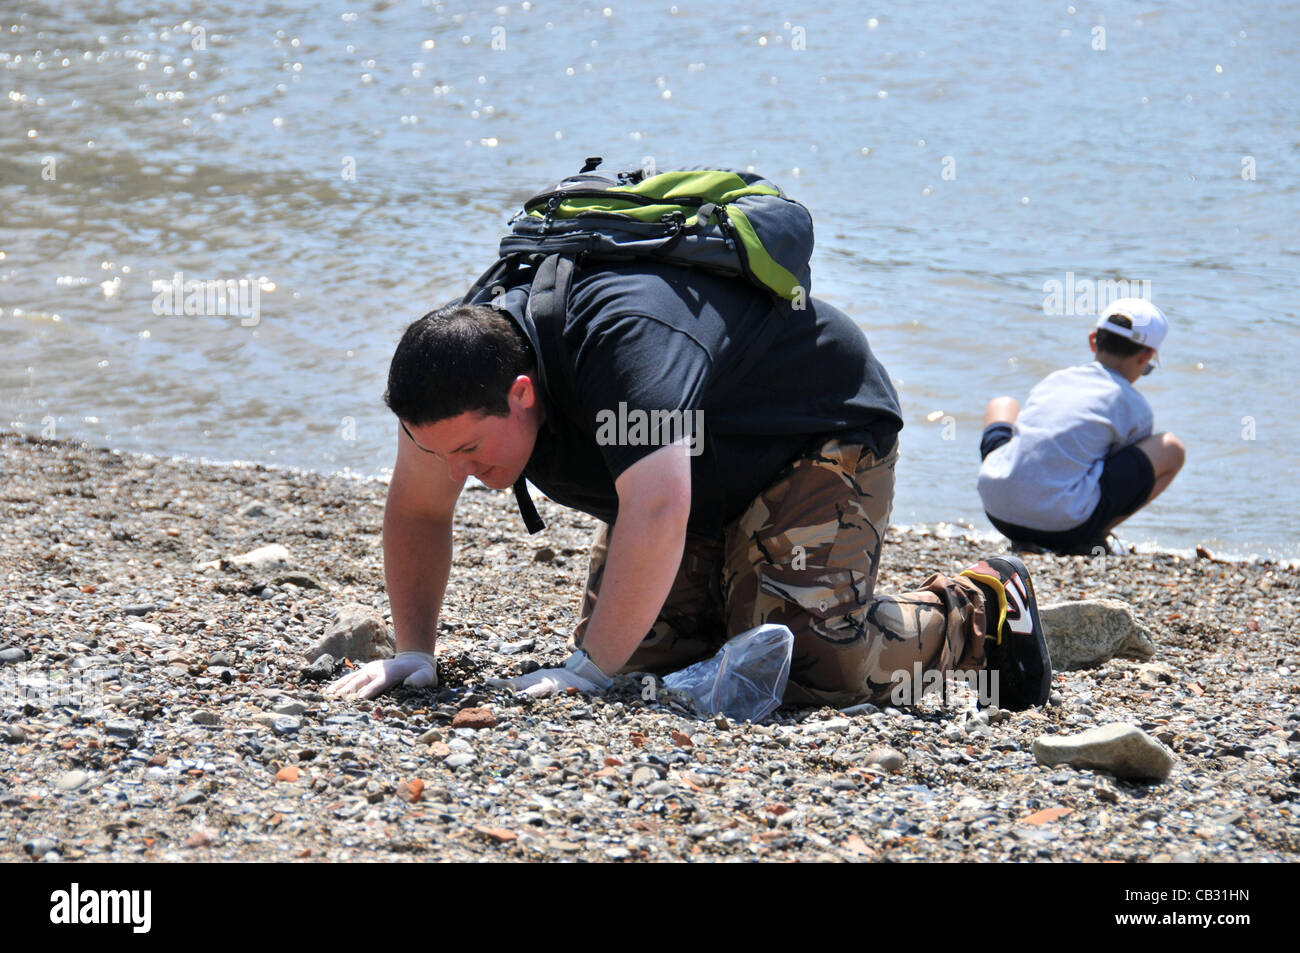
[451,707,496,730]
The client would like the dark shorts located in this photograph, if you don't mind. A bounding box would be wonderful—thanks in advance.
[978,424,1156,554]
[980,422,1015,460]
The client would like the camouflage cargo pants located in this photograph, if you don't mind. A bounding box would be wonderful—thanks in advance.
[571,438,991,708]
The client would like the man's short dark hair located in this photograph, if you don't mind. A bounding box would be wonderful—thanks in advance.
[384,303,534,425]
[1095,312,1145,358]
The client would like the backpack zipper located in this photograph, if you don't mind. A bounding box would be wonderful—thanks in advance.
[526,188,708,211]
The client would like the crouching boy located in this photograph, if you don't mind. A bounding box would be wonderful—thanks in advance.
[977,298,1186,554]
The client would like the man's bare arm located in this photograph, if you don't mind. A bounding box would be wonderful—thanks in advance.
[383,420,465,655]
[580,439,692,676]
[326,421,464,698]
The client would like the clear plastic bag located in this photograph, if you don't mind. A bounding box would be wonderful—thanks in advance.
[662,624,794,722]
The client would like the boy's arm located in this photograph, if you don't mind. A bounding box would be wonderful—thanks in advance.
[1116,388,1155,448]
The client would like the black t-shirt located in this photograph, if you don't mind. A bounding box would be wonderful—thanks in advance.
[511,261,903,535]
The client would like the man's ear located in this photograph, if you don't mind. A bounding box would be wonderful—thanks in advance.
[1088,330,1098,354]
[511,373,537,408]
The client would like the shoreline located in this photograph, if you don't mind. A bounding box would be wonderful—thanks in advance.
[2,429,1298,862]
[2,428,1288,569]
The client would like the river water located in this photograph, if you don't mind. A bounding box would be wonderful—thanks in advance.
[3,1,1297,559]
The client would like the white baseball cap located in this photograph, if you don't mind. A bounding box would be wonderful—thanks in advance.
[1095,298,1168,372]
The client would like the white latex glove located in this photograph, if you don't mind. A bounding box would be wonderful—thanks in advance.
[324,651,437,700]
[486,650,613,697]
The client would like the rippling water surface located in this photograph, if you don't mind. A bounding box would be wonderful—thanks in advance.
[3,2,1298,558]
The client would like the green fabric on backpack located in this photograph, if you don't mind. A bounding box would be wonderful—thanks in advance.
[722,205,801,301]
[515,165,812,302]
[535,171,778,222]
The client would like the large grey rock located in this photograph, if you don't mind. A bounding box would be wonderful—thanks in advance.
[1039,599,1156,670]
[1032,723,1175,781]
[305,605,394,664]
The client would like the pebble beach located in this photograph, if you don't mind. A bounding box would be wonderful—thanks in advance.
[2,430,1297,863]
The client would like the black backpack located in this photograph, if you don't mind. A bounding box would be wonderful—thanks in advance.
[460,158,816,533]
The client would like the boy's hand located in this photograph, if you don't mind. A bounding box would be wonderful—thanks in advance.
[325,651,437,699]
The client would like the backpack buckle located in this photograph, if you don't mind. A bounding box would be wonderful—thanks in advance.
[539,195,562,234]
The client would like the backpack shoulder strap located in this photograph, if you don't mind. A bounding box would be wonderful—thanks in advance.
[508,252,583,535]
[512,477,544,534]
[527,253,582,422]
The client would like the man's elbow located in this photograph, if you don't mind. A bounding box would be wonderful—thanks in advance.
[617,475,691,530]
[614,441,694,527]
[653,484,693,527]
[624,480,691,528]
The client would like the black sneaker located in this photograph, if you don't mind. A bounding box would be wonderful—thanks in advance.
[959,555,1052,711]
[1062,535,1127,557]
[1009,539,1052,556]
